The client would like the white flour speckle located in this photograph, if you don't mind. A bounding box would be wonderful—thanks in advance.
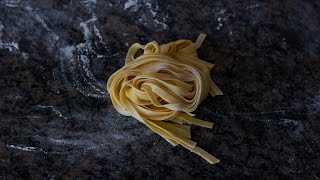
[146,2,156,16]
[214,9,234,31]
[246,4,260,10]
[0,21,27,57]
[217,9,226,15]
[96,54,106,58]
[217,23,223,30]
[24,6,60,47]
[50,138,87,146]
[122,0,167,30]
[58,14,107,99]
[154,19,168,30]
[124,0,138,11]
[93,25,105,44]
[215,9,226,30]
[282,38,287,45]
[37,105,68,120]
[80,23,92,42]
[22,52,29,59]
[60,46,75,59]
[80,17,98,43]
[7,144,48,154]
[25,5,32,11]
[81,0,97,6]
[3,0,21,8]
[35,14,50,31]
[0,42,19,51]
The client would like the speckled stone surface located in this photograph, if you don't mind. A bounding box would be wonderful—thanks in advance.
[1,0,320,179]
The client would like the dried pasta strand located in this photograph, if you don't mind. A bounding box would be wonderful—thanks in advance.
[107,33,223,164]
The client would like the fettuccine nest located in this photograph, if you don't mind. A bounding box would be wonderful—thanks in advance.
[107,34,223,164]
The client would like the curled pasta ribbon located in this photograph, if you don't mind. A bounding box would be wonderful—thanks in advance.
[107,34,223,164]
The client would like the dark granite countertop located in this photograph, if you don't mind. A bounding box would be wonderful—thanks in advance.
[1,0,320,179]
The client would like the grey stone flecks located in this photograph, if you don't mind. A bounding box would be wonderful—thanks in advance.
[1,0,320,178]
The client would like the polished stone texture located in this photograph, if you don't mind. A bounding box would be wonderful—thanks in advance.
[1,0,320,178]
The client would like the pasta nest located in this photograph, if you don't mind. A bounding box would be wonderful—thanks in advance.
[107,34,223,164]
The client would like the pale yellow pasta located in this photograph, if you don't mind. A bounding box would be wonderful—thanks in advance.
[107,34,223,164]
